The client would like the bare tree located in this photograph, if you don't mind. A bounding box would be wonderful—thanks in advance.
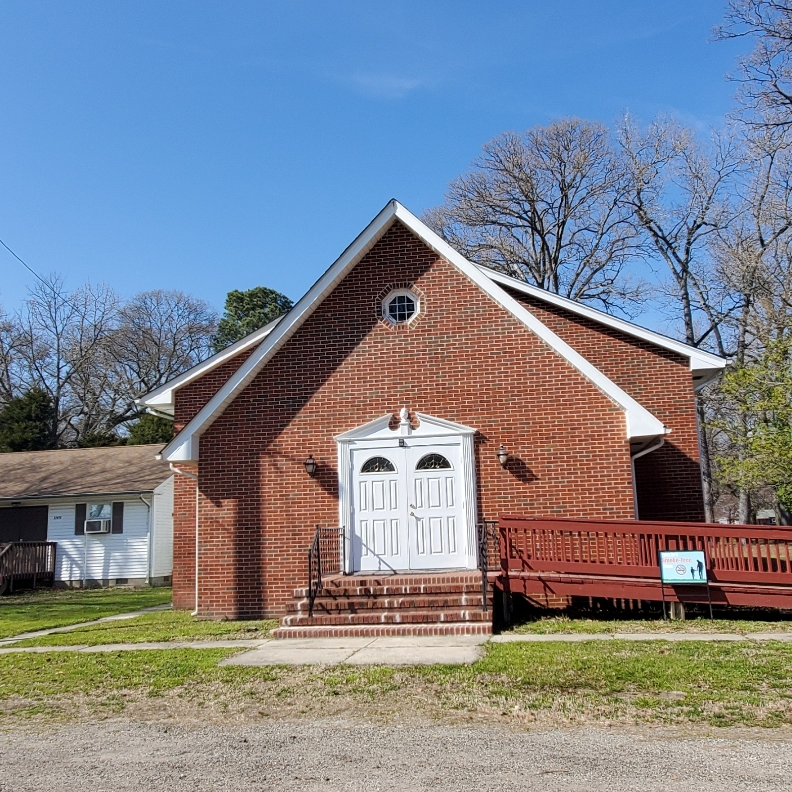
[708,128,792,520]
[717,1,792,129]
[617,116,742,521]
[106,289,217,429]
[618,117,741,354]
[0,306,22,406]
[11,277,120,446]
[424,119,644,314]
[4,280,217,446]
[713,128,792,359]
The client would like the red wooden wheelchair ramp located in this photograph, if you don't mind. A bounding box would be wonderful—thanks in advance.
[499,514,792,609]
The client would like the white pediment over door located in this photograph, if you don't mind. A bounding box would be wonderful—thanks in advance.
[334,410,476,443]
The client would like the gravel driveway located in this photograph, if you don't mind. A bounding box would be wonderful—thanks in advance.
[1,720,790,791]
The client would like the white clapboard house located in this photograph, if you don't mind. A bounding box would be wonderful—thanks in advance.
[0,444,173,586]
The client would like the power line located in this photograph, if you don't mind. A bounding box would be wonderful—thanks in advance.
[0,236,52,290]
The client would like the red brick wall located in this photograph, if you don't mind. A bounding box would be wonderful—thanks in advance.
[171,348,256,608]
[503,288,705,522]
[172,469,197,610]
[174,348,255,433]
[180,222,642,619]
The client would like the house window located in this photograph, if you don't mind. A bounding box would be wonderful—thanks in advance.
[88,503,112,520]
[415,453,451,470]
[360,456,396,473]
[382,289,419,325]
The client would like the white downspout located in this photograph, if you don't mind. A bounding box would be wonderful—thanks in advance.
[169,463,199,616]
[631,438,665,519]
[139,494,152,585]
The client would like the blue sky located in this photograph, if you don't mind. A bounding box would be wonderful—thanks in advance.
[0,1,747,320]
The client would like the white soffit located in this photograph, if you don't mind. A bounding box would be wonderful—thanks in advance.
[161,200,667,462]
[136,317,284,416]
[481,268,728,377]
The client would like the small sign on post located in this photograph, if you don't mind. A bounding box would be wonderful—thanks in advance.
[658,550,713,619]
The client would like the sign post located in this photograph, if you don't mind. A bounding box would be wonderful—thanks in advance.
[658,549,713,620]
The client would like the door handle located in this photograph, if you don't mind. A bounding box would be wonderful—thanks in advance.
[409,511,416,518]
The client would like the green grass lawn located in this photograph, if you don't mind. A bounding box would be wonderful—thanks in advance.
[507,614,792,634]
[2,640,792,727]
[12,609,278,646]
[0,587,173,639]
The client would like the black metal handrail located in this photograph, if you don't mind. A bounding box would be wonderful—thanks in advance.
[477,521,499,613]
[308,526,345,617]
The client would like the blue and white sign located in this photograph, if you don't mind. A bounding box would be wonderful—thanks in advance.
[659,550,707,584]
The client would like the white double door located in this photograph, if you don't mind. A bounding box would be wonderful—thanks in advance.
[351,441,467,572]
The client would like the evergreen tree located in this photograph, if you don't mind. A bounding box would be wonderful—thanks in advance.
[127,413,174,445]
[0,388,56,452]
[213,286,292,353]
[713,338,792,522]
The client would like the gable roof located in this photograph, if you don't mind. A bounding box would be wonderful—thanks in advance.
[481,268,727,390]
[0,445,171,501]
[159,200,670,463]
[136,317,284,416]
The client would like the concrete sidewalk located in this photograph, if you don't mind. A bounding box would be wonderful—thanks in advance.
[221,635,487,666]
[0,639,267,655]
[0,635,488,664]
[3,629,792,665]
[0,603,172,647]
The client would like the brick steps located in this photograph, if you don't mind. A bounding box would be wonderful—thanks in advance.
[292,583,485,598]
[316,573,484,587]
[288,594,484,613]
[280,607,491,627]
[272,622,493,639]
[275,571,493,639]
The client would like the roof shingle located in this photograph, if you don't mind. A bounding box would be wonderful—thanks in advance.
[0,445,171,500]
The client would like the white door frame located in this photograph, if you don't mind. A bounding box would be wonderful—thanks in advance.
[335,410,478,573]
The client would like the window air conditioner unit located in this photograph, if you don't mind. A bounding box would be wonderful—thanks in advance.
[85,519,111,534]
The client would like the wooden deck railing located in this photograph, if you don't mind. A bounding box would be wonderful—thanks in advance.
[0,541,57,593]
[500,515,792,587]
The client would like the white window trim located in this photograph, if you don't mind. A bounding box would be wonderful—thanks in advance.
[381,288,420,326]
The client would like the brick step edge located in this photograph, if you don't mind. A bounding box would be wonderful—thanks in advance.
[292,584,486,599]
[280,608,492,627]
[318,574,483,588]
[271,622,493,639]
[288,596,488,613]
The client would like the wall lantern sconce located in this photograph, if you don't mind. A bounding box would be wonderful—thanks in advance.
[304,455,318,478]
[496,444,509,468]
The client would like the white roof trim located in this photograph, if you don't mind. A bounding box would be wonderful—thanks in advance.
[136,317,284,416]
[161,200,666,462]
[481,268,728,376]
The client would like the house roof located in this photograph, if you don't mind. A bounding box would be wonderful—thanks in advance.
[480,268,727,390]
[159,200,675,463]
[0,444,171,501]
[136,316,284,417]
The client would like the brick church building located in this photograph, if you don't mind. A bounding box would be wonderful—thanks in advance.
[140,200,726,634]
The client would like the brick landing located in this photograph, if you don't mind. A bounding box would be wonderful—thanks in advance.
[271,571,494,639]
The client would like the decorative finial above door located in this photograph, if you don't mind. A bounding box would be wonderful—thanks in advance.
[399,407,410,426]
